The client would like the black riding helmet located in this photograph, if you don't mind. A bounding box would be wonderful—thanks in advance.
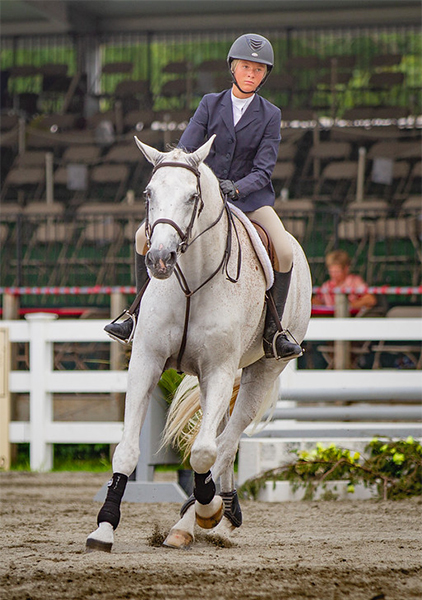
[227,33,274,93]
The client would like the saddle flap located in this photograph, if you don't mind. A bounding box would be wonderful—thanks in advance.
[250,220,279,272]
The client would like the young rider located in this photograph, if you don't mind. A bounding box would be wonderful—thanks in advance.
[105,33,302,360]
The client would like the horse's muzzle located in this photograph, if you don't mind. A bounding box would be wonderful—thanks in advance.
[145,248,177,279]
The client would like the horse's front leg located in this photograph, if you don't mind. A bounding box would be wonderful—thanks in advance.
[163,466,239,549]
[199,362,282,543]
[163,400,232,549]
[212,360,284,483]
[190,370,236,530]
[163,500,196,549]
[86,349,163,553]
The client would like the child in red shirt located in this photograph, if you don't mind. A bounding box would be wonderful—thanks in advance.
[314,250,377,312]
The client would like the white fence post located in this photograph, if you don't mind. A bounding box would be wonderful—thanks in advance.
[0,327,10,470]
[25,313,58,471]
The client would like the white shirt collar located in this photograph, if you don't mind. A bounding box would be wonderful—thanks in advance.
[231,92,254,126]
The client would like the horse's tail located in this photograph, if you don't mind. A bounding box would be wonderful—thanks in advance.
[161,371,279,464]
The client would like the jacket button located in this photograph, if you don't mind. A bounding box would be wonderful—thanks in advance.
[226,153,231,159]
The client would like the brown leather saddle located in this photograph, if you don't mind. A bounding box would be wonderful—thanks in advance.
[250,220,279,272]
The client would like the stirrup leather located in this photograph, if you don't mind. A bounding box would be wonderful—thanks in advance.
[104,310,137,346]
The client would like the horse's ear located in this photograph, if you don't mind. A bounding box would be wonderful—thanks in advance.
[189,134,216,166]
[134,136,164,166]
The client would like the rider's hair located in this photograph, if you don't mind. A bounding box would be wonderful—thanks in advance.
[325,250,351,269]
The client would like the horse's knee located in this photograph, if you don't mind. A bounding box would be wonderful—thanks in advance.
[190,441,216,474]
[112,440,140,476]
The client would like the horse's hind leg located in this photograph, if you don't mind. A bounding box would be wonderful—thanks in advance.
[205,466,243,542]
[208,410,242,540]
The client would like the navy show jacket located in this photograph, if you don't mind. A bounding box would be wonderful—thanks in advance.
[178,89,281,213]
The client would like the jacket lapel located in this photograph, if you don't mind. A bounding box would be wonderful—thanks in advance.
[235,94,260,132]
[220,90,235,136]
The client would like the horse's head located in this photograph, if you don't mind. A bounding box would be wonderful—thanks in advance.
[134,135,216,279]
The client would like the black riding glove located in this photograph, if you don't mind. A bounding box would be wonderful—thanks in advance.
[219,179,240,201]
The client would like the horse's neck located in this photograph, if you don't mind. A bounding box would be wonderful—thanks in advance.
[180,173,229,279]
[201,173,229,243]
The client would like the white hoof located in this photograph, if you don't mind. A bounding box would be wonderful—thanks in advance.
[195,496,224,530]
[163,528,194,549]
[86,522,114,553]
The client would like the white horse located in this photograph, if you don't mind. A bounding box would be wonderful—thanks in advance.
[86,135,312,552]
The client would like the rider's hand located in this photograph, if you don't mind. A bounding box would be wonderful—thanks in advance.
[219,179,240,201]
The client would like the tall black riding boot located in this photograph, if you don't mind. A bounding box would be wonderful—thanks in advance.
[263,268,303,360]
[104,252,149,343]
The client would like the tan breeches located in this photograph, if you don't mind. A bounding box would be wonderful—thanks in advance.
[245,205,293,273]
[135,205,293,273]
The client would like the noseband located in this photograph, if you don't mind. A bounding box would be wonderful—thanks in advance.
[145,161,204,253]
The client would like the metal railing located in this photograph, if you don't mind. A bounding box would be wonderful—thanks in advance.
[1,205,420,290]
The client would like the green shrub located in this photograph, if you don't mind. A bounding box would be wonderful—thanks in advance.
[239,437,422,501]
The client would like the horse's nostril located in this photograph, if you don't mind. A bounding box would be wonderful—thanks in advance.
[145,249,177,277]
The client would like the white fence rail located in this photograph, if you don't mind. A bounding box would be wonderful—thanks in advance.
[1,313,421,471]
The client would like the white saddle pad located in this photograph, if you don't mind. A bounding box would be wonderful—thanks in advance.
[228,202,274,290]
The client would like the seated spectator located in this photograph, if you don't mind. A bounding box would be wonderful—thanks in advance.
[313,250,377,313]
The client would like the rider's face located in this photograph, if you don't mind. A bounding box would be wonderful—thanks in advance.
[232,60,266,98]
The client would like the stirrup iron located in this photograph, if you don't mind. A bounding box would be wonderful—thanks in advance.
[272,328,303,361]
[104,310,137,345]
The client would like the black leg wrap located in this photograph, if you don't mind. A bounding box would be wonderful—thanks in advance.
[220,490,242,528]
[97,473,128,530]
[194,471,216,505]
[180,494,196,518]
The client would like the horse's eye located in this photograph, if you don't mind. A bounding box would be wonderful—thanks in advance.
[189,193,199,203]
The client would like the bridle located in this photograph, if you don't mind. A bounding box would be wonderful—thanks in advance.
[145,161,204,253]
[144,160,242,371]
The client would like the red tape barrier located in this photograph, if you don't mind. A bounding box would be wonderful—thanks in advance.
[0,285,421,296]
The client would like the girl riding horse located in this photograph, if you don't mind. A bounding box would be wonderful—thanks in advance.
[105,33,302,360]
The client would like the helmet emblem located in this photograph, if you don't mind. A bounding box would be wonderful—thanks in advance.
[251,52,258,57]
[247,38,265,52]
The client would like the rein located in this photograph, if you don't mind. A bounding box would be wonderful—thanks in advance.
[145,160,242,371]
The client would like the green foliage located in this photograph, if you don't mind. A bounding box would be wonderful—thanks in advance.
[52,444,112,471]
[239,438,422,501]
[11,443,112,472]
[365,437,422,499]
[11,443,31,471]
[2,28,420,115]
[158,369,185,404]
